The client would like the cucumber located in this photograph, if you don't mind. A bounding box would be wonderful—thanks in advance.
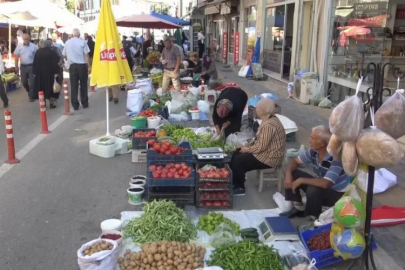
[241,232,259,238]
[240,228,258,234]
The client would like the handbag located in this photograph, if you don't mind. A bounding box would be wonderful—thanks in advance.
[53,77,61,93]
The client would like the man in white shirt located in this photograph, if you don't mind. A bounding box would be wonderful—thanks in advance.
[197,30,205,58]
[0,39,8,108]
[63,28,91,110]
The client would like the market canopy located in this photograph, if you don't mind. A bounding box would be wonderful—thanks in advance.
[150,11,190,26]
[116,13,181,29]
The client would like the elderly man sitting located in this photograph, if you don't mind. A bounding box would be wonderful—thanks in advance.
[280,125,349,219]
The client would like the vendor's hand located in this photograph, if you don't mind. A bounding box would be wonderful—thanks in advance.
[291,178,302,194]
[240,146,249,153]
[222,121,230,129]
[284,174,293,189]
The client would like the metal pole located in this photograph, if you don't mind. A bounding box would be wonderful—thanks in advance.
[106,88,110,136]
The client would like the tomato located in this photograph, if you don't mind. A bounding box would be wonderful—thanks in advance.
[165,151,171,155]
[167,172,173,178]
[162,168,168,173]
[205,201,213,207]
[222,201,229,206]
[174,174,180,179]
[200,173,207,178]
[157,166,163,170]
[152,172,160,178]
[178,169,183,175]
[222,171,230,177]
[207,174,213,178]
[161,173,167,178]
[183,171,190,178]
[153,144,161,151]
[147,139,156,146]
[170,147,177,154]
[149,165,157,171]
[175,164,181,169]
[213,201,222,207]
[170,168,176,173]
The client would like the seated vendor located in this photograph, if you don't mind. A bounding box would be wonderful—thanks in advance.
[231,99,286,196]
[201,55,218,82]
[213,87,248,138]
[280,125,349,219]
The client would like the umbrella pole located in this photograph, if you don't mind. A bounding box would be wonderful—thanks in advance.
[106,88,110,136]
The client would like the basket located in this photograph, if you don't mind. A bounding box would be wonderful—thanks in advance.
[132,128,156,150]
[147,161,195,187]
[300,223,343,269]
[147,141,192,165]
[147,186,195,206]
[131,117,147,128]
[132,149,147,163]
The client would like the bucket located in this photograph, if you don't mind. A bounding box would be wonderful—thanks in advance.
[127,187,145,205]
[147,116,161,129]
[100,219,122,232]
[100,230,123,248]
[189,109,200,120]
[129,179,146,188]
[131,116,147,128]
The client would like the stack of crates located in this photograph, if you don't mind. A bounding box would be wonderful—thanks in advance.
[131,128,156,163]
[146,142,195,206]
[196,163,233,209]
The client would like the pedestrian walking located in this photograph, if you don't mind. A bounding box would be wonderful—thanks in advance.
[161,36,181,95]
[87,36,95,66]
[62,28,91,110]
[14,34,37,102]
[33,39,60,109]
[0,38,8,108]
[197,30,205,59]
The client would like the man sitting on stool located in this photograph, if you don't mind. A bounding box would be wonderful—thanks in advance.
[280,125,349,219]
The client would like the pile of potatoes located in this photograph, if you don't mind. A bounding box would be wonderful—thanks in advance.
[82,240,114,256]
[118,241,206,270]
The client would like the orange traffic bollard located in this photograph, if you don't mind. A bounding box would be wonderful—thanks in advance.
[4,110,20,164]
[63,80,70,115]
[38,91,51,134]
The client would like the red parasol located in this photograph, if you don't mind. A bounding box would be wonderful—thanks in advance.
[116,13,181,29]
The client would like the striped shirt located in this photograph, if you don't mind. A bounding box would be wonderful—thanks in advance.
[247,116,286,167]
[299,149,350,191]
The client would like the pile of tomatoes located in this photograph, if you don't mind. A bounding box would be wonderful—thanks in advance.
[169,85,190,91]
[138,109,157,117]
[199,182,229,190]
[147,140,187,155]
[199,192,231,200]
[133,130,156,138]
[199,201,230,207]
[149,163,192,179]
[197,168,230,179]
[306,231,331,251]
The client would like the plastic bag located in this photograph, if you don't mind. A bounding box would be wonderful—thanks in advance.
[169,90,197,114]
[260,93,278,100]
[247,95,262,107]
[375,89,405,139]
[226,130,255,146]
[210,223,237,249]
[342,141,358,176]
[273,192,293,212]
[356,126,404,168]
[188,86,201,96]
[329,79,365,142]
[318,96,333,108]
[135,78,154,96]
[126,89,144,116]
[77,239,119,270]
[282,250,317,270]
[330,223,365,260]
[53,78,61,93]
[315,207,334,227]
[197,100,210,113]
[357,164,397,194]
[150,67,162,74]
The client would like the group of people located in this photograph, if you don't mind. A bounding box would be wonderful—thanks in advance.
[214,87,350,219]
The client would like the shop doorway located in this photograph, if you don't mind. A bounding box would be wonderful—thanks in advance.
[282,3,295,80]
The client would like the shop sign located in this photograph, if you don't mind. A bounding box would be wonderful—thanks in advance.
[234,32,239,64]
[220,2,231,15]
[223,32,228,60]
[354,3,388,15]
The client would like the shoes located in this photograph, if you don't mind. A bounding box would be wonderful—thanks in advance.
[114,98,119,104]
[279,208,305,218]
[29,99,35,102]
[73,107,79,111]
[82,103,89,109]
[120,86,125,91]
[109,97,113,102]
[50,98,57,109]
[3,103,8,108]
[233,187,246,196]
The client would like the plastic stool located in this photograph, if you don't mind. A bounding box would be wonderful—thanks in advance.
[257,166,282,193]
[204,89,218,106]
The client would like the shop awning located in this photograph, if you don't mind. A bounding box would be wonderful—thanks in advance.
[150,11,190,26]
[116,13,181,29]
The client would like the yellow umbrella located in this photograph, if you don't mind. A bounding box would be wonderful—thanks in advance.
[91,0,133,135]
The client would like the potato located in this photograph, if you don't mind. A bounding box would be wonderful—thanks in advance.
[154,254,162,261]
[160,243,167,253]
[174,250,181,256]
[141,244,150,252]
[178,265,185,270]
[149,246,158,255]
[147,254,154,264]
[125,249,132,256]
[157,266,164,270]
[167,253,173,259]
[151,267,157,270]
[143,257,148,264]
[192,262,199,268]
[140,267,145,270]
[173,261,179,267]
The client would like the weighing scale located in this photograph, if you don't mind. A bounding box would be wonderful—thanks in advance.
[196,147,225,160]
[258,216,300,242]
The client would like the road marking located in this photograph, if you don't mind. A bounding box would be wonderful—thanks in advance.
[0,88,100,179]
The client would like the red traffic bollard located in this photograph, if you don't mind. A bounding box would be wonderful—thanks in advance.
[63,80,70,115]
[38,91,51,134]
[4,110,20,164]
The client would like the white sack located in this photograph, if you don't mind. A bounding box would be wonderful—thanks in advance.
[77,239,119,270]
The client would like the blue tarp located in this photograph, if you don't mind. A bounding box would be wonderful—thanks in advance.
[150,11,190,26]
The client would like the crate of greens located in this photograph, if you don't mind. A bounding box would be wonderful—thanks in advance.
[132,128,156,150]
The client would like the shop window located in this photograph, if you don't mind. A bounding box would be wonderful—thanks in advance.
[263,6,285,72]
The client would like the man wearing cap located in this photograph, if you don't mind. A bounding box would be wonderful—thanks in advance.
[213,87,248,138]
[14,34,37,102]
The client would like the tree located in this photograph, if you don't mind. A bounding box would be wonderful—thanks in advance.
[151,3,171,15]
[66,0,75,13]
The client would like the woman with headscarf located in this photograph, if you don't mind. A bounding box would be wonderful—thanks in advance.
[231,98,286,196]
[33,39,60,108]
[212,87,248,138]
[200,55,217,83]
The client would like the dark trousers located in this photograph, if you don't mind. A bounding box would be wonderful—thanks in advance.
[285,170,344,218]
[0,81,8,105]
[231,152,270,189]
[20,64,36,99]
[198,41,204,58]
[69,64,88,108]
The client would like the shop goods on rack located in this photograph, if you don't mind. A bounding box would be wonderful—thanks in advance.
[196,164,233,209]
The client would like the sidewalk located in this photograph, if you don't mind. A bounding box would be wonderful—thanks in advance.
[217,65,405,269]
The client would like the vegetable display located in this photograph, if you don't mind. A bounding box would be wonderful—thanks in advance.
[118,242,206,270]
[198,167,230,179]
[134,130,156,137]
[138,109,157,117]
[149,163,192,179]
[124,200,197,243]
[172,128,198,142]
[82,240,114,256]
[240,228,260,242]
[148,140,188,155]
[306,231,331,251]
[197,212,240,235]
[162,125,184,136]
[207,240,284,270]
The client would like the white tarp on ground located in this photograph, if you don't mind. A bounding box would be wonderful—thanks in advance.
[255,114,298,135]
[120,209,307,267]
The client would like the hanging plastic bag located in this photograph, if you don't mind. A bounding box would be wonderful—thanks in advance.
[329,79,365,142]
[330,224,365,260]
[53,77,61,93]
[342,141,358,176]
[126,89,144,116]
[77,239,119,270]
[210,223,237,249]
[318,96,333,108]
[375,89,405,139]
[197,100,210,113]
